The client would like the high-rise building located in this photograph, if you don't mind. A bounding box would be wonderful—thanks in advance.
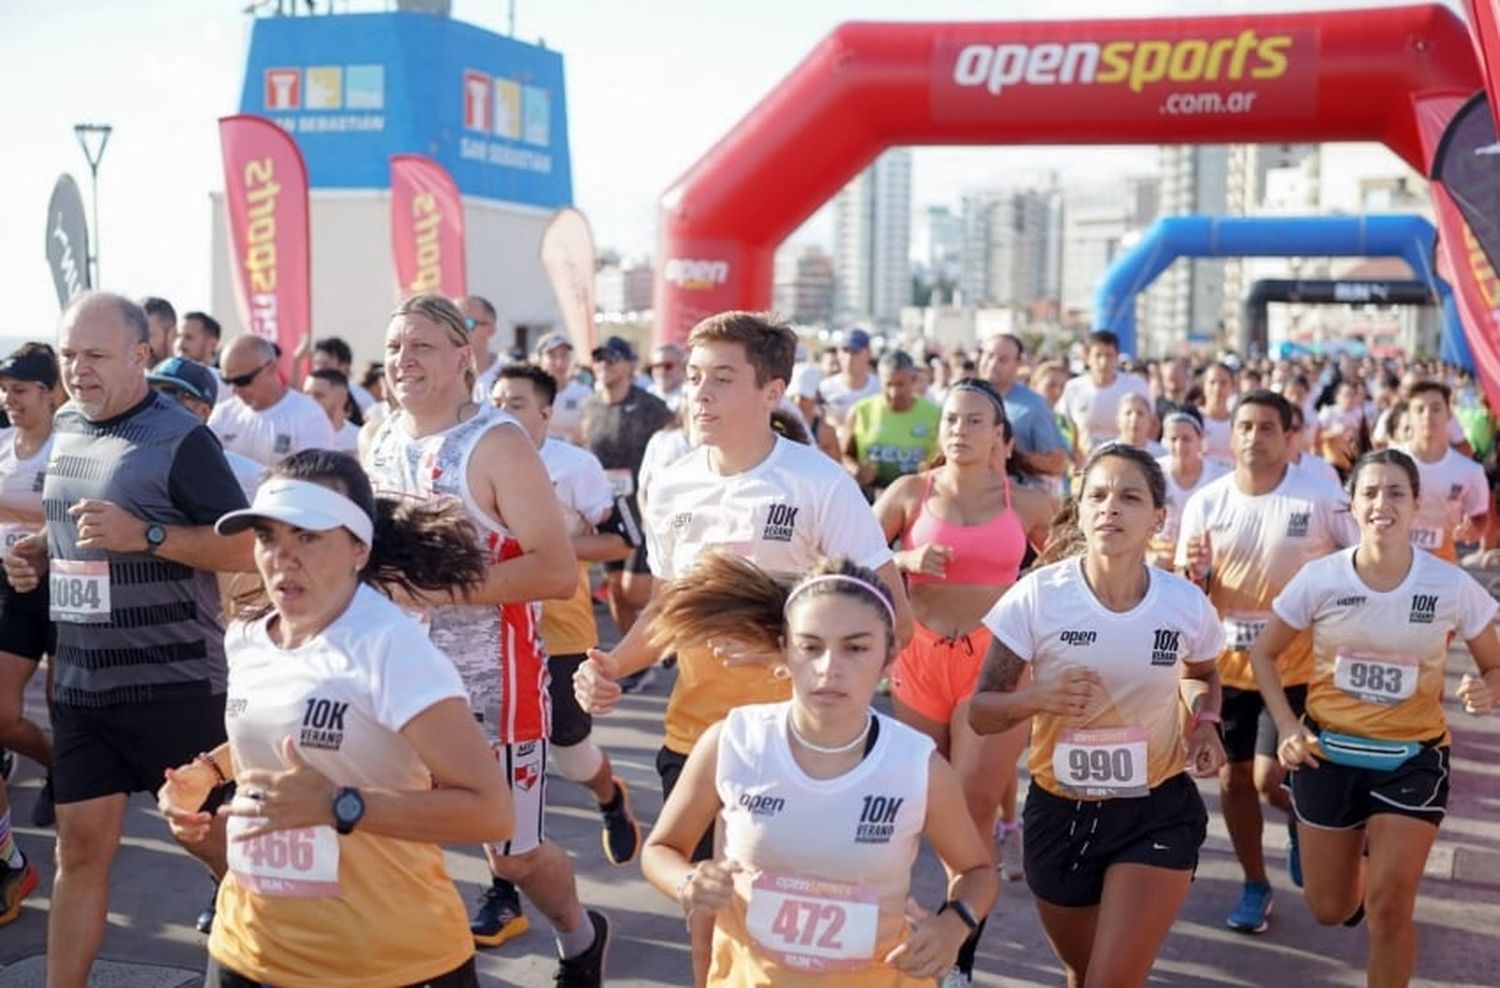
[912,205,963,299]
[1058,176,1157,325]
[957,186,1062,311]
[773,245,836,325]
[832,148,913,328]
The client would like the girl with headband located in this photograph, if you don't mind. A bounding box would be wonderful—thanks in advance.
[158,449,512,987]
[641,553,997,987]
[1151,406,1228,569]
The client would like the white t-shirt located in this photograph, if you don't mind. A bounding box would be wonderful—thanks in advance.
[1396,444,1489,557]
[224,449,266,501]
[645,435,893,583]
[0,429,51,552]
[549,379,592,442]
[539,436,613,527]
[218,583,471,977]
[817,373,880,426]
[638,425,695,513]
[329,420,360,455]
[1200,412,1233,463]
[1154,454,1230,559]
[1291,452,1341,488]
[1372,407,1466,447]
[1274,547,1496,742]
[472,358,504,406]
[1056,373,1151,449]
[209,388,338,467]
[1174,464,1357,689]
[984,557,1224,798]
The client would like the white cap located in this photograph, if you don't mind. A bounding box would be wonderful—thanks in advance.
[216,478,374,546]
[789,363,824,399]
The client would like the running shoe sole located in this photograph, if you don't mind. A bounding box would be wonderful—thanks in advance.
[1225,896,1273,934]
[472,913,530,948]
[601,778,642,866]
[0,865,38,927]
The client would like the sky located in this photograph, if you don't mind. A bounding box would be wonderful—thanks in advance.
[0,0,1451,338]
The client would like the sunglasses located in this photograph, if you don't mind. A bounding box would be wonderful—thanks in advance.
[464,317,493,330]
[222,359,273,389]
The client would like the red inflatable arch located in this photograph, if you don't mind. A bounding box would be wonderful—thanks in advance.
[653,4,1481,349]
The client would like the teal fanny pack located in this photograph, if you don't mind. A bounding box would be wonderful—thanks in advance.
[1318,730,1424,771]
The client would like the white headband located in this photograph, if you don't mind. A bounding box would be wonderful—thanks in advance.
[215,478,374,546]
[783,574,897,626]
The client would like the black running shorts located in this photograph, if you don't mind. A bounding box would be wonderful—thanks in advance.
[656,745,714,863]
[547,652,593,748]
[0,573,53,662]
[1256,684,1307,760]
[1023,772,1208,908]
[1286,726,1449,829]
[52,694,227,805]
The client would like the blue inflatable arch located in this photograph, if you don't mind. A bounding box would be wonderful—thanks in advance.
[1092,214,1473,369]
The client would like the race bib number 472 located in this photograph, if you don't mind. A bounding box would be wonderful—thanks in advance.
[49,560,111,624]
[744,871,879,973]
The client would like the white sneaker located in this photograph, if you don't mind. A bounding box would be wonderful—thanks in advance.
[996,822,1024,882]
[939,969,970,987]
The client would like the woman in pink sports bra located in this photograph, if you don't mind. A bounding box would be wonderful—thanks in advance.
[873,378,1052,977]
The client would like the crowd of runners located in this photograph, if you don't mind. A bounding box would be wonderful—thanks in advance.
[0,290,1494,987]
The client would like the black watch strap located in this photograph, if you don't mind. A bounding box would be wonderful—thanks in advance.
[939,898,978,933]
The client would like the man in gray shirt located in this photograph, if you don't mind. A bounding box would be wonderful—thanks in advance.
[6,293,252,988]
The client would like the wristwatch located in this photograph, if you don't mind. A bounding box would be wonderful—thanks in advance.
[332,786,365,835]
[144,524,166,554]
[938,899,978,933]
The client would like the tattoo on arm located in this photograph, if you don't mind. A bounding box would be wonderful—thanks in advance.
[976,639,1027,694]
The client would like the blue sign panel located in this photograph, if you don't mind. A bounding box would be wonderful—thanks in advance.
[240,12,571,208]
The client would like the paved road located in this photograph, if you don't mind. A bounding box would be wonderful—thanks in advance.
[1,650,1498,985]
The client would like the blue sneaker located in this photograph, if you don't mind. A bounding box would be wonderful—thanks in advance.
[1226,881,1274,933]
[1287,819,1304,888]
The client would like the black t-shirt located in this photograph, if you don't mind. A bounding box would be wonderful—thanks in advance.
[582,385,674,478]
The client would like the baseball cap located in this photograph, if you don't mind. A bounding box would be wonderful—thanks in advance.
[842,329,871,352]
[591,336,637,363]
[0,349,58,390]
[534,332,573,357]
[789,363,824,399]
[216,477,374,546]
[148,357,218,404]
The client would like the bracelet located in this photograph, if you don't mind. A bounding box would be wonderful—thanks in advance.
[195,751,228,786]
[1191,709,1222,731]
[676,867,698,913]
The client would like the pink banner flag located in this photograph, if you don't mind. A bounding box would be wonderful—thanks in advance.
[218,114,311,380]
[539,207,598,355]
[390,154,467,298]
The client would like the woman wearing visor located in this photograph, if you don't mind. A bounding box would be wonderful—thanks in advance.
[1250,448,1500,988]
[157,449,513,987]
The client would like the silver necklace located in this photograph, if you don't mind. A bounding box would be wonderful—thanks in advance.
[788,712,871,755]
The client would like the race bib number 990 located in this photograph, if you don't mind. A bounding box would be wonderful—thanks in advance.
[744,871,879,972]
[1333,649,1419,706]
[227,817,340,897]
[1053,726,1149,798]
[49,560,111,624]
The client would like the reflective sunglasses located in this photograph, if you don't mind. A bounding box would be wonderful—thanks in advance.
[222,359,274,389]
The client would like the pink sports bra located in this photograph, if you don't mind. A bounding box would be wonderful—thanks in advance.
[902,471,1028,587]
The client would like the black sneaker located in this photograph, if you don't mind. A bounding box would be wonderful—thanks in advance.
[617,668,655,694]
[554,909,609,987]
[0,749,14,784]
[471,881,530,948]
[599,778,641,866]
[30,775,54,828]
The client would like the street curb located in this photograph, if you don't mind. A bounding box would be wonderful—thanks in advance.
[1425,842,1500,887]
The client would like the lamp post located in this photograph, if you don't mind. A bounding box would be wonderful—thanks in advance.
[73,123,112,287]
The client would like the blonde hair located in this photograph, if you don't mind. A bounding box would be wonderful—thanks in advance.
[390,294,475,391]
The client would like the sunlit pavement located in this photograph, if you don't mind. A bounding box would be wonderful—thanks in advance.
[1,614,1497,986]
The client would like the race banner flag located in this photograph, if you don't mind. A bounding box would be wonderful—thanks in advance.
[1430,91,1500,409]
[389,154,467,298]
[539,207,598,355]
[44,173,91,308]
[1465,1,1500,135]
[218,114,311,379]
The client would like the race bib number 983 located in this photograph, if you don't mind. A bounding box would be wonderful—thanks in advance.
[1333,649,1419,706]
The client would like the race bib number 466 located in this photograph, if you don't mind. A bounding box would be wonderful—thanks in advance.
[227,817,340,898]
[1053,726,1149,799]
[49,560,111,624]
[745,871,879,973]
